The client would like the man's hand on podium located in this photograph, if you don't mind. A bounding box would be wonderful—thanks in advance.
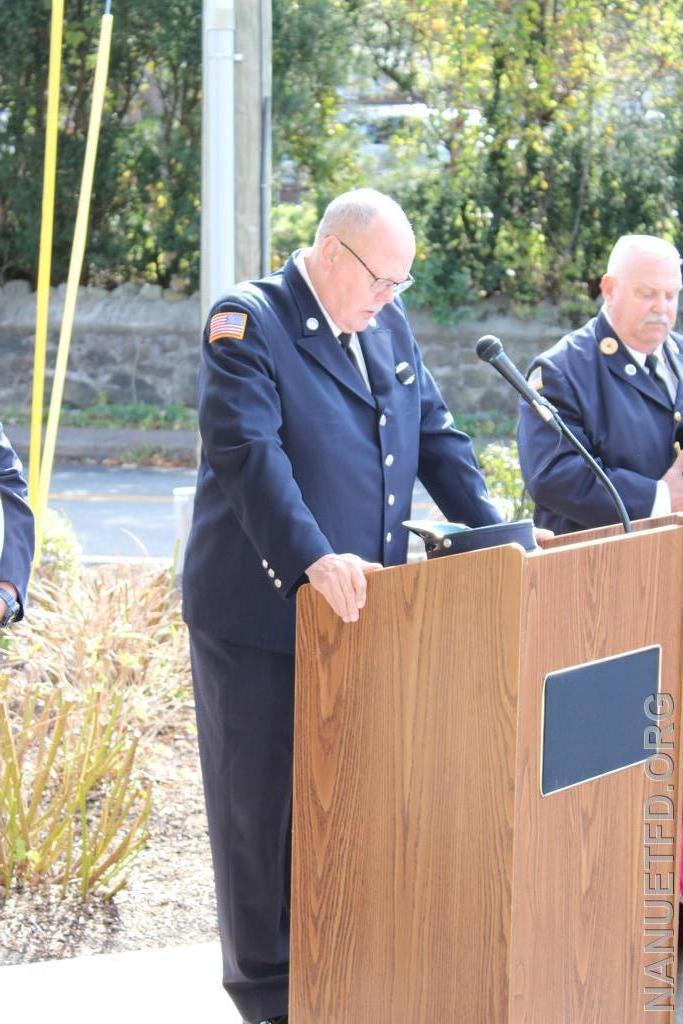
[533,527,554,547]
[306,553,383,623]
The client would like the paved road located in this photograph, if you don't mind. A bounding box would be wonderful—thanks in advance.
[50,465,198,560]
[49,465,438,560]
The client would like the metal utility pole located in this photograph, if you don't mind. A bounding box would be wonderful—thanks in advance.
[234,0,271,281]
[201,0,236,324]
[201,0,271,324]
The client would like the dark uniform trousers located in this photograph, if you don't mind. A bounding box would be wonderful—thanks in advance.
[182,253,502,1022]
[190,631,294,1022]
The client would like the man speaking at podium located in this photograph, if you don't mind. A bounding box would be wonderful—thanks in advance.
[518,235,683,535]
[0,422,34,628]
[183,188,501,1024]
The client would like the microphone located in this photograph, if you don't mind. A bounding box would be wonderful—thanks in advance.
[476,334,632,534]
[475,334,559,432]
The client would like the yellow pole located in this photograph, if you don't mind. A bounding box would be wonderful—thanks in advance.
[29,0,65,520]
[34,7,114,564]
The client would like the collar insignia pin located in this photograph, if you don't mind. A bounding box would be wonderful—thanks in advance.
[599,337,618,356]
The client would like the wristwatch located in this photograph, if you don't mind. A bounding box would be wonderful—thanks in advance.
[0,587,20,627]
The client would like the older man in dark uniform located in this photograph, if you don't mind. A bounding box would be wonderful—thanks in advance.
[182,188,501,1024]
[0,422,34,627]
[518,234,683,535]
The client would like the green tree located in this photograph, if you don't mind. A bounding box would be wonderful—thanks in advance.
[343,0,683,314]
[2,0,682,303]
[271,0,362,208]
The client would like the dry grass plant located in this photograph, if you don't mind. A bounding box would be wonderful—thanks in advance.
[0,511,192,900]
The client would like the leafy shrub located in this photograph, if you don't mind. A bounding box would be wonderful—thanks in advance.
[454,412,517,442]
[38,508,83,583]
[478,441,535,522]
[271,202,319,270]
[4,403,198,432]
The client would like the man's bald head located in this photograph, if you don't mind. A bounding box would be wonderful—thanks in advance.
[606,235,681,277]
[600,234,681,352]
[306,189,416,334]
[314,188,415,250]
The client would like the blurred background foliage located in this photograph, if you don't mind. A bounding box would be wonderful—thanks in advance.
[0,0,201,291]
[1,0,681,316]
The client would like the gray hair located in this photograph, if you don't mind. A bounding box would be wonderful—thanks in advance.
[315,188,414,245]
[606,234,681,276]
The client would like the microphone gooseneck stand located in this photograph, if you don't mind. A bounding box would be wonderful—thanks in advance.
[475,334,632,535]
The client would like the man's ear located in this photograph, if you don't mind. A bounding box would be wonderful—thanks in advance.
[319,234,340,268]
[600,273,615,303]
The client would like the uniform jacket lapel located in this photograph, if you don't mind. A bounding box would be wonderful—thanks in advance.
[357,323,396,407]
[597,311,672,410]
[284,255,375,407]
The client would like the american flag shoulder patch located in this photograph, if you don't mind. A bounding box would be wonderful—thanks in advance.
[209,310,248,343]
[528,365,543,391]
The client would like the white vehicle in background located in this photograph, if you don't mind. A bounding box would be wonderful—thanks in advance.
[339,101,452,168]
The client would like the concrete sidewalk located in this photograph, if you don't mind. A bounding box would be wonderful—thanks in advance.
[5,940,681,1022]
[0,941,242,1024]
[9,424,197,464]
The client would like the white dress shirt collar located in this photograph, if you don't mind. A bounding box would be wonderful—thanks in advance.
[294,249,342,338]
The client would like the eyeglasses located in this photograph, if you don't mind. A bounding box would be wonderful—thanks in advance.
[336,238,414,296]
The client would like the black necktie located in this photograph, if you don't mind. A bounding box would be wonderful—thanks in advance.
[644,353,671,402]
[339,332,362,378]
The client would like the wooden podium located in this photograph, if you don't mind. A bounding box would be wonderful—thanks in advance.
[290,516,683,1023]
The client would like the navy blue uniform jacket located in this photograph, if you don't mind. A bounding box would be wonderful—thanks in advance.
[517,310,683,534]
[0,422,34,615]
[183,254,501,653]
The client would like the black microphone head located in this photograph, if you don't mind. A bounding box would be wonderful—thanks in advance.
[475,334,503,362]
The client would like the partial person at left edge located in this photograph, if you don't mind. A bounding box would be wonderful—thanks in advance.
[0,422,35,627]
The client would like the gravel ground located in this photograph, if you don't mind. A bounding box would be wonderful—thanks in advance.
[0,719,219,965]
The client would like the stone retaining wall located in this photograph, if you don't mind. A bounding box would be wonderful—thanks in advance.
[0,281,202,411]
[0,280,577,418]
[408,304,573,417]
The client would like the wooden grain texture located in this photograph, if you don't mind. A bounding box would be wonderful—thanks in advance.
[539,512,683,551]
[291,546,524,1023]
[510,526,683,1023]
[291,525,683,1023]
